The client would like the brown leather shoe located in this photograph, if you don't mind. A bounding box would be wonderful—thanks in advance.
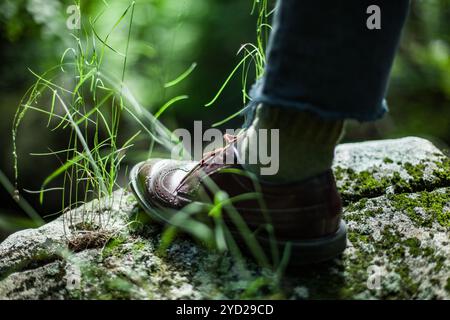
[129,135,347,265]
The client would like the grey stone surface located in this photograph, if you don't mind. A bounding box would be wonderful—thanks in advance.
[333,137,449,202]
[0,136,449,299]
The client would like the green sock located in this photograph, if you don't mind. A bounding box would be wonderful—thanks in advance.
[240,104,344,182]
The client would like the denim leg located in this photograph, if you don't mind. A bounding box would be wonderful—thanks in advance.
[250,0,410,121]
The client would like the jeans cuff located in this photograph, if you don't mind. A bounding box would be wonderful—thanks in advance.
[249,80,388,122]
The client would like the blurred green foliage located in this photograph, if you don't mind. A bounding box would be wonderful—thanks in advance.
[388,0,450,145]
[0,0,449,238]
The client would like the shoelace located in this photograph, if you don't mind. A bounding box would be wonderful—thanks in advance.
[199,133,237,165]
[175,134,238,193]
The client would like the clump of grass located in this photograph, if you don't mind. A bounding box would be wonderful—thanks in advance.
[12,2,133,233]
[68,229,112,252]
[12,1,181,235]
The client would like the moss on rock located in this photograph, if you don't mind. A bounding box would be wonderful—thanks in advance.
[388,189,450,228]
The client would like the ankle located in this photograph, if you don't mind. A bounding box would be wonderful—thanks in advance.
[241,104,344,182]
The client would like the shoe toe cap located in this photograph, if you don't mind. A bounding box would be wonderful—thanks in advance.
[130,159,198,207]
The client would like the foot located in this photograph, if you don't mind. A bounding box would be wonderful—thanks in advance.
[129,107,347,265]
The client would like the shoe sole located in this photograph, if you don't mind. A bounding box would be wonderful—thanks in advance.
[129,163,347,266]
[253,221,347,267]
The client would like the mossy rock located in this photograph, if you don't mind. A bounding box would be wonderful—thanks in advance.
[0,137,449,299]
[333,137,450,203]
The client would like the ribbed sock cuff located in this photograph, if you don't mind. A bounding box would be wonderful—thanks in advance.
[255,104,344,146]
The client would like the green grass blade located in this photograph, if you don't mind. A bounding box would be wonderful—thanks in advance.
[164,62,197,88]
[154,95,189,119]
[0,169,44,225]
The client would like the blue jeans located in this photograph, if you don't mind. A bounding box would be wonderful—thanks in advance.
[250,0,410,121]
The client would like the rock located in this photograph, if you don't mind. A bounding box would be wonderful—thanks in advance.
[0,137,449,299]
[333,137,450,203]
